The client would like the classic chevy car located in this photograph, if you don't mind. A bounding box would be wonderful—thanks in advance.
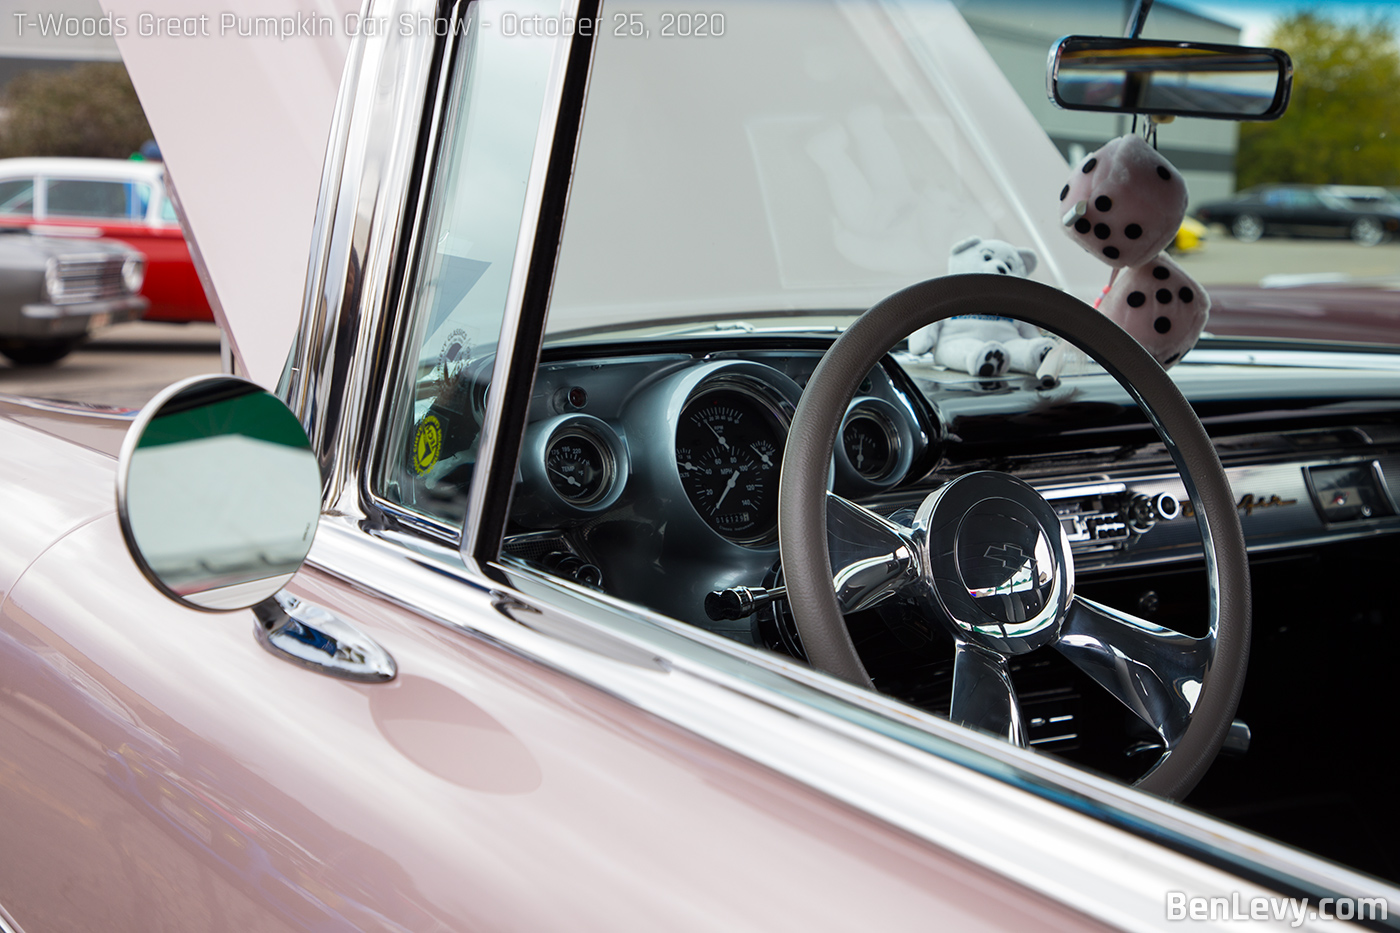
[1,0,1398,930]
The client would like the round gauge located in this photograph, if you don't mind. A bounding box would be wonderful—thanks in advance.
[675,385,788,545]
[545,431,612,506]
[515,414,629,525]
[833,397,919,494]
[842,413,897,481]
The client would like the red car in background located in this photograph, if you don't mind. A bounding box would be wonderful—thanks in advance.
[0,157,212,323]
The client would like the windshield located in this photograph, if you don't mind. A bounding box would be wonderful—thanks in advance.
[545,0,1400,350]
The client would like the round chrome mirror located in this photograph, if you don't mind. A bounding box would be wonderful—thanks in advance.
[116,375,322,611]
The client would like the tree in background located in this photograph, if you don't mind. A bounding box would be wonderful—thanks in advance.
[0,62,152,160]
[1237,11,1400,189]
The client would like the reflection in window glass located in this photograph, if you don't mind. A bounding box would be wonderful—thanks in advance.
[0,179,34,216]
[375,0,558,529]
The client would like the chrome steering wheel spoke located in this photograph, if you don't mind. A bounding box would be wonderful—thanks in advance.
[1053,595,1205,748]
[825,493,918,614]
[950,642,1027,746]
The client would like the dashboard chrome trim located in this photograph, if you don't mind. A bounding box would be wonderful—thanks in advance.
[1026,455,1400,573]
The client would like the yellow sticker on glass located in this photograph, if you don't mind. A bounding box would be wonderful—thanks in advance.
[413,414,443,475]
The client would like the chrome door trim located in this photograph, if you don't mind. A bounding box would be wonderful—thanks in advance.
[280,0,446,511]
[459,0,591,575]
[306,515,1400,929]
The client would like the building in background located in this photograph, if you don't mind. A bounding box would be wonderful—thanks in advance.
[957,0,1245,205]
[0,0,120,92]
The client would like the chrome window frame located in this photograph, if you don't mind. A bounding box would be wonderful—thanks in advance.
[280,0,1400,925]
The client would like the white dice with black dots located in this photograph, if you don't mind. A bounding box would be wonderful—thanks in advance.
[1101,253,1210,368]
[1059,135,1188,269]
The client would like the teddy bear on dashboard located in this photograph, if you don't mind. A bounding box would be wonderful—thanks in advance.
[908,236,1056,377]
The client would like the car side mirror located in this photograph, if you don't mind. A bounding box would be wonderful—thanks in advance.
[1048,36,1292,121]
[116,375,322,611]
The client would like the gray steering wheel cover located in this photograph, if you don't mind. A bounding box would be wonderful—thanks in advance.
[778,273,1250,800]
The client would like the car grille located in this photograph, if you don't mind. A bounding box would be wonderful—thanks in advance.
[53,254,129,304]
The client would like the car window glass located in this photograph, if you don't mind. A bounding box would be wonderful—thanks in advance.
[373,0,557,529]
[158,196,177,223]
[0,179,34,216]
[131,182,152,218]
[45,178,147,219]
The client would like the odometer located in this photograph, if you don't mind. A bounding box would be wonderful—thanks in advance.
[675,385,787,545]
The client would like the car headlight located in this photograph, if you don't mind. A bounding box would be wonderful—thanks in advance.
[122,256,146,293]
[44,258,63,300]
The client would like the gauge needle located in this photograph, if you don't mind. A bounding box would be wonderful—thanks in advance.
[711,463,746,513]
[750,443,773,468]
[549,466,582,487]
[704,419,729,449]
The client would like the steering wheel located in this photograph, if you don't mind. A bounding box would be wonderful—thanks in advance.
[778,274,1250,799]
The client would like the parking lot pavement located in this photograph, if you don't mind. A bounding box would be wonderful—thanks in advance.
[0,321,224,410]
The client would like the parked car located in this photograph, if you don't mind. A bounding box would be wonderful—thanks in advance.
[1194,183,1400,245]
[1171,215,1209,254]
[0,157,212,323]
[0,228,147,365]
[2,1,1398,930]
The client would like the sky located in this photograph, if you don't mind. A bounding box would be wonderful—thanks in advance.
[1174,0,1400,44]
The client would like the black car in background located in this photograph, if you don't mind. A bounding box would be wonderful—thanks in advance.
[1194,184,1400,246]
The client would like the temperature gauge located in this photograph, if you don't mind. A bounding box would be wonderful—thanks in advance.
[516,414,629,523]
[546,433,611,506]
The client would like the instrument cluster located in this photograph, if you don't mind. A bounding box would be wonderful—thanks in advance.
[512,352,932,543]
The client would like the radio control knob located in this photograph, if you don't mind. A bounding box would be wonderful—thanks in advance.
[1152,492,1180,521]
[1127,495,1156,533]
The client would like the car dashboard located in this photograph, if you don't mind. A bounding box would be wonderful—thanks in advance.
[504,336,1400,633]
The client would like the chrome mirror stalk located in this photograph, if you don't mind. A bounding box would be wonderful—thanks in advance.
[253,592,397,683]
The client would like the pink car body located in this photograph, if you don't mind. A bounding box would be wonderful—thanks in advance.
[1,0,1397,930]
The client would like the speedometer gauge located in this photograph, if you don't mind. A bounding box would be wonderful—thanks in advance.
[675,385,787,545]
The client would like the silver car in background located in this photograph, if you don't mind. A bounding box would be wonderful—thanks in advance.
[0,229,147,366]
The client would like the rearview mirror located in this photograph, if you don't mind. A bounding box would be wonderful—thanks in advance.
[116,375,322,611]
[1048,36,1292,121]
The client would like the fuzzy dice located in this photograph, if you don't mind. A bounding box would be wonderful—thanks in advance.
[1100,253,1209,367]
[1060,135,1188,268]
